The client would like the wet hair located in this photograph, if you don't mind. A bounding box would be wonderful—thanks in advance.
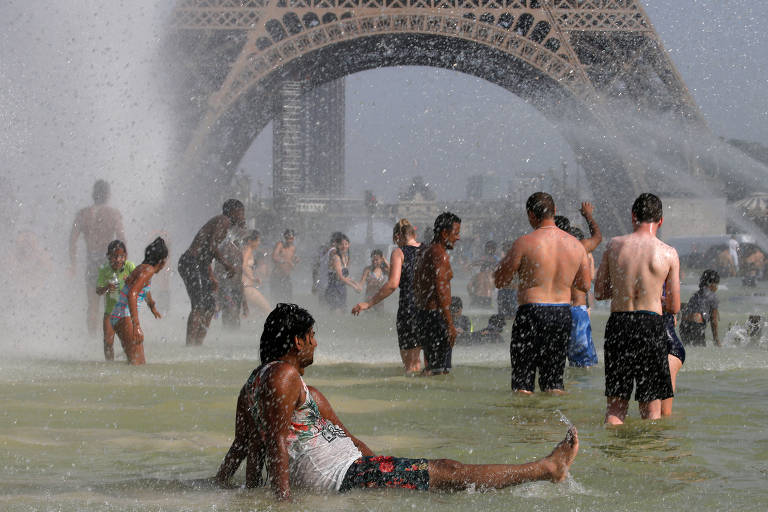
[484,240,497,254]
[92,180,110,204]
[554,216,571,231]
[243,230,261,244]
[632,193,663,223]
[283,229,295,238]
[106,239,127,256]
[259,303,316,364]
[222,198,244,219]
[568,226,585,240]
[699,269,720,289]
[370,248,383,259]
[433,212,461,240]
[392,219,415,245]
[450,296,463,313]
[526,192,555,220]
[142,237,168,266]
[331,232,349,247]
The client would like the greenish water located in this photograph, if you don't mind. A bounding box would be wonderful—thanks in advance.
[2,281,768,511]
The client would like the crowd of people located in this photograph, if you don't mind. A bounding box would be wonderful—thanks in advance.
[66,179,749,499]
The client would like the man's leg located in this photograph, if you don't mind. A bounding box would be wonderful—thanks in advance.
[639,399,662,420]
[428,427,578,490]
[186,308,206,346]
[605,397,629,425]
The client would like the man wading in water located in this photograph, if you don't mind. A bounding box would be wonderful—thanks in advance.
[178,199,246,346]
[494,192,590,394]
[594,193,680,424]
[214,303,579,500]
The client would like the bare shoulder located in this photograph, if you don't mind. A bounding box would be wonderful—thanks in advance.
[262,361,301,389]
[656,238,679,259]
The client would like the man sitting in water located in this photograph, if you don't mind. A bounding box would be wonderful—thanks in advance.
[494,192,590,395]
[594,193,680,424]
[214,303,579,501]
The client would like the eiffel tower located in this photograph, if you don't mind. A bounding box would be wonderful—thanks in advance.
[165,0,705,231]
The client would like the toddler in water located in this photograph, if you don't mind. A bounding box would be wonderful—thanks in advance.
[95,240,135,361]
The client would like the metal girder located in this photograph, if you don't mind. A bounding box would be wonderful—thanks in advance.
[166,0,704,233]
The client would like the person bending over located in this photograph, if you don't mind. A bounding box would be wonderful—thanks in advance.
[215,303,579,501]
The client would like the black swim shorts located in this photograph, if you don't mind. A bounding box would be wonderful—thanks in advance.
[340,456,430,491]
[509,303,571,392]
[415,309,452,373]
[178,251,216,312]
[604,311,673,403]
[396,305,420,351]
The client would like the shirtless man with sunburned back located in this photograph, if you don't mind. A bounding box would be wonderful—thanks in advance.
[215,303,578,501]
[594,193,680,424]
[494,192,590,394]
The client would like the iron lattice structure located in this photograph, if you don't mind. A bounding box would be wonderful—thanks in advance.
[166,0,704,229]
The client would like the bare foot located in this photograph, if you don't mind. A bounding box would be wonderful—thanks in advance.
[543,426,579,482]
[513,389,533,396]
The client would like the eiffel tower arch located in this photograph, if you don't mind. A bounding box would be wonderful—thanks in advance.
[165,0,704,232]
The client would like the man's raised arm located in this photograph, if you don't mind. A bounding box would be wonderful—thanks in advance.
[579,202,602,253]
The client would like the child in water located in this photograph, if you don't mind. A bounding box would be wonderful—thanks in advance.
[95,240,136,361]
[110,237,168,365]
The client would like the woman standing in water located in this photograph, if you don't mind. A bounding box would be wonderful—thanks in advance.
[241,230,271,316]
[325,233,361,312]
[680,269,721,347]
[352,219,423,374]
[358,249,389,310]
[95,240,135,361]
[110,237,168,365]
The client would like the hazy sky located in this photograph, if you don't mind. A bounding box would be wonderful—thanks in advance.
[242,0,768,202]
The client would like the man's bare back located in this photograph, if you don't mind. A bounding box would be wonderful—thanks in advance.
[594,232,680,314]
[185,215,232,266]
[495,227,590,305]
[70,205,125,261]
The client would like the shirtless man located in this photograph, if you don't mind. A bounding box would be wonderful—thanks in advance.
[178,199,246,346]
[494,192,590,394]
[271,229,298,302]
[594,193,680,424]
[69,180,126,336]
[414,212,461,375]
[214,303,578,501]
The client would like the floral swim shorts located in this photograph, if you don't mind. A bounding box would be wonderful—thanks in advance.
[339,456,430,491]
